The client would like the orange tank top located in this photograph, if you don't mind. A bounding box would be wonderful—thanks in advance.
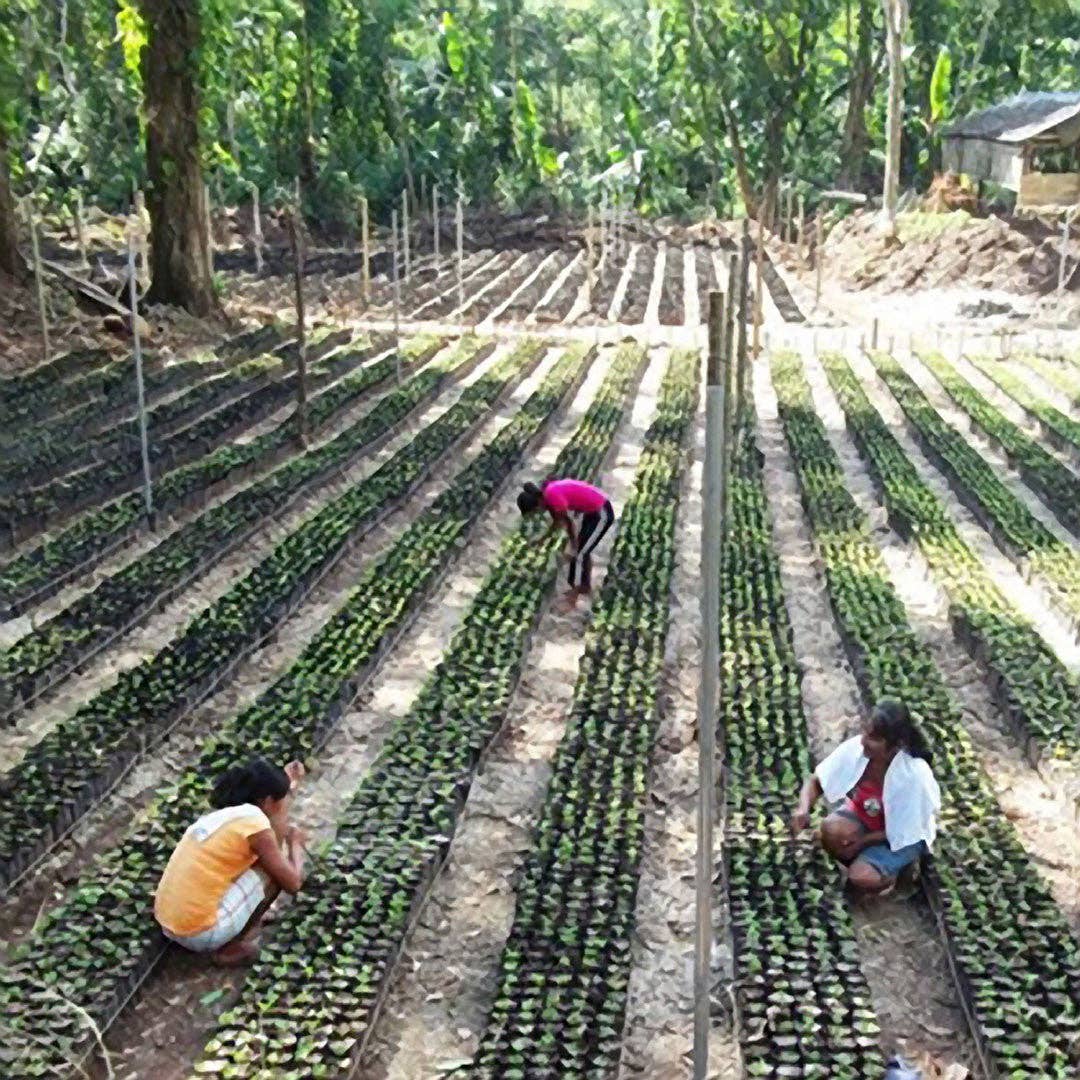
[154,803,271,936]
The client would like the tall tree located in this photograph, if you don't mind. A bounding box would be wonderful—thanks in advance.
[838,0,877,190]
[142,0,216,314]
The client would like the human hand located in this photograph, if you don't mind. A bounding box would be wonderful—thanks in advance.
[790,811,811,836]
[285,760,306,784]
[286,825,309,848]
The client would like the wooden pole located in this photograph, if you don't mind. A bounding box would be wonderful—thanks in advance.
[753,219,765,357]
[585,205,595,307]
[432,183,440,262]
[737,219,750,400]
[599,188,609,285]
[133,190,150,291]
[1059,208,1074,295]
[456,181,464,311]
[402,188,411,285]
[126,225,153,523]
[26,201,50,365]
[250,182,264,275]
[797,193,806,265]
[871,317,879,350]
[694,289,727,1080]
[204,180,214,261]
[73,192,89,270]
[391,208,402,377]
[814,207,824,309]
[286,209,308,446]
[359,195,370,306]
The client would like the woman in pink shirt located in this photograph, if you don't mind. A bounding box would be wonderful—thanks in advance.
[517,477,615,609]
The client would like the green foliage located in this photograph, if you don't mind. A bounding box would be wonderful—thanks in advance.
[2,0,1079,223]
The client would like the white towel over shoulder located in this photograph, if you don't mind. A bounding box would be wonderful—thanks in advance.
[815,736,941,852]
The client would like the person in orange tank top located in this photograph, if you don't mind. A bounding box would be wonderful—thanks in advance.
[154,757,308,966]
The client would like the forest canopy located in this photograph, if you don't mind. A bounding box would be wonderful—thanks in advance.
[2,0,1080,231]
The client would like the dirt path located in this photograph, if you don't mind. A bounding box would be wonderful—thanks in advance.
[0,343,552,948]
[801,347,1080,933]
[618,368,741,1080]
[753,351,978,1074]
[85,344,582,1079]
[359,347,665,1079]
[889,349,1080,629]
[844,346,1080,672]
[0,342,494,777]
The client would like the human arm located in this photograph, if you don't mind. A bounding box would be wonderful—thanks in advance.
[790,774,822,835]
[249,827,307,894]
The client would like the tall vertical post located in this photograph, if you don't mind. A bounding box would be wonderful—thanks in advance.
[286,209,308,446]
[814,207,824,309]
[402,188,411,285]
[797,193,806,266]
[359,194,370,306]
[1058,208,1073,295]
[204,180,214,261]
[432,183,440,262]
[585,205,595,307]
[73,191,89,270]
[26,201,50,364]
[391,208,402,379]
[753,219,765,357]
[126,226,153,522]
[694,289,727,1080]
[599,188,609,285]
[133,190,150,291]
[723,253,738,377]
[250,182,264,274]
[455,180,464,312]
[737,220,750,406]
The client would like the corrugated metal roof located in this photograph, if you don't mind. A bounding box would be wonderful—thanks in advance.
[944,91,1080,144]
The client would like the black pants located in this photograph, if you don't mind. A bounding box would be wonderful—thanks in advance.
[568,500,615,593]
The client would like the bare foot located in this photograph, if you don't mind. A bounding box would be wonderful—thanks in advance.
[211,937,260,967]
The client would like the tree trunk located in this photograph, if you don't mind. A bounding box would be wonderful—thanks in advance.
[142,0,218,315]
[298,0,318,191]
[838,0,876,191]
[880,0,907,237]
[684,0,720,203]
[0,128,23,280]
[717,98,757,219]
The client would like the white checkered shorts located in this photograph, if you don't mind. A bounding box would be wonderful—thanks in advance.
[161,868,266,953]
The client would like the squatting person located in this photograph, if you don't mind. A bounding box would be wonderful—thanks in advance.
[790,700,941,895]
[517,476,616,611]
[154,757,308,965]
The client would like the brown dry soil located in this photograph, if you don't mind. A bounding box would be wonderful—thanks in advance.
[818,208,1080,297]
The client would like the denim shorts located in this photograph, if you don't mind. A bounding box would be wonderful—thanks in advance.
[834,809,927,877]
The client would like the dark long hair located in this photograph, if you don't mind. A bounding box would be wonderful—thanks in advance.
[517,481,543,514]
[869,700,933,764]
[211,758,291,809]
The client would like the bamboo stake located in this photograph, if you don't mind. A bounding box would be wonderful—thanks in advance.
[814,207,824,309]
[456,180,464,312]
[1059,208,1074,295]
[286,208,308,446]
[723,253,738,365]
[126,222,153,522]
[26,199,50,364]
[797,193,806,265]
[359,195,370,305]
[250,182,264,275]
[737,219,750,399]
[753,219,765,357]
[204,181,214,260]
[871,318,879,350]
[73,192,89,270]
[694,289,727,1080]
[432,183,440,262]
[599,188,609,285]
[391,208,402,375]
[133,190,150,291]
[585,205,595,307]
[401,188,411,285]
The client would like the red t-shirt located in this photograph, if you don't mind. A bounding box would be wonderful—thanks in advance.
[846,775,885,832]
[542,478,608,516]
